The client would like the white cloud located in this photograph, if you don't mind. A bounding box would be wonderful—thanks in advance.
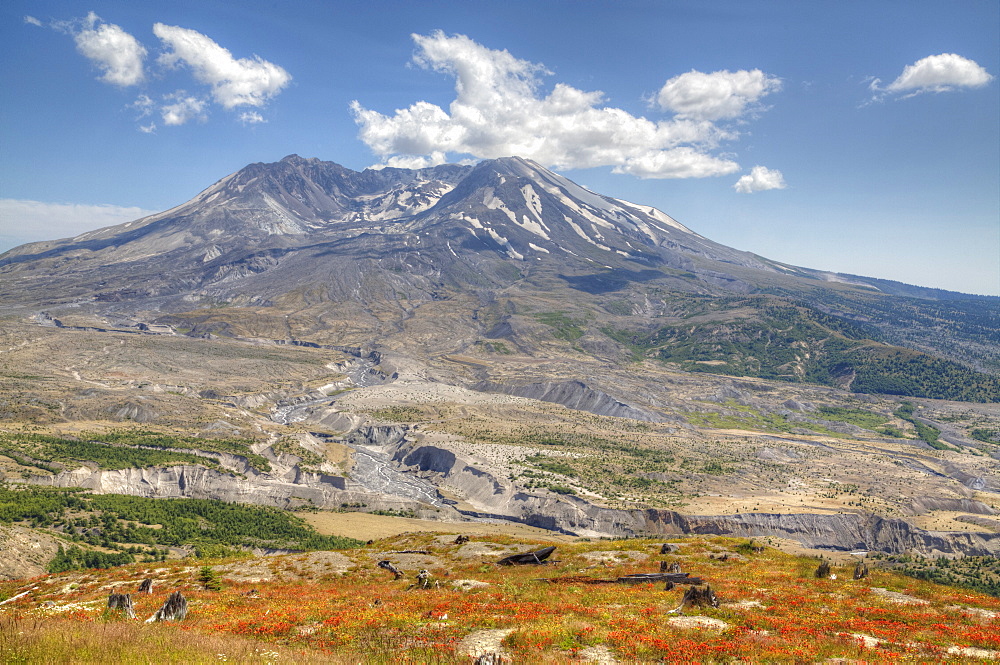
[885,53,993,95]
[139,122,157,134]
[160,92,207,126]
[71,12,147,87]
[239,111,265,124]
[153,23,291,108]
[129,94,155,118]
[734,165,786,193]
[24,15,43,27]
[0,199,159,252]
[868,53,994,103]
[656,69,781,120]
[351,31,776,179]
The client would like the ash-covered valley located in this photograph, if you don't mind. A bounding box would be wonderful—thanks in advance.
[1,155,999,576]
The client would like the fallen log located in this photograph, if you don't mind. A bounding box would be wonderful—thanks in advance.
[615,573,703,585]
[536,573,703,586]
[497,545,556,566]
[377,560,404,580]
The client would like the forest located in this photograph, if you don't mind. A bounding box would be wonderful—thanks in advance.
[0,484,363,572]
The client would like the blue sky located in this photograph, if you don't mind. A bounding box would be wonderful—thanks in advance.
[2,0,997,295]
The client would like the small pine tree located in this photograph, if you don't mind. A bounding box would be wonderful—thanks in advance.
[198,565,222,591]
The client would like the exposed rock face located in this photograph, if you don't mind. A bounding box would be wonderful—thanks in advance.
[641,511,1000,556]
[347,425,409,447]
[905,498,997,517]
[389,438,1000,555]
[19,464,430,515]
[474,380,658,421]
[0,525,61,580]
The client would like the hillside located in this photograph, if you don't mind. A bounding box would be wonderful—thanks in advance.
[0,155,998,583]
[1,531,999,663]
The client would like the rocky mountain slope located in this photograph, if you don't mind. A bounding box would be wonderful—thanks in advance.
[1,154,998,566]
[2,155,996,397]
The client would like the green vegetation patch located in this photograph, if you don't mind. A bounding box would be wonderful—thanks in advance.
[816,406,889,430]
[0,433,223,473]
[0,485,363,572]
[604,296,1000,403]
[87,429,271,472]
[893,401,954,451]
[534,311,586,341]
[873,552,1000,597]
[686,402,845,437]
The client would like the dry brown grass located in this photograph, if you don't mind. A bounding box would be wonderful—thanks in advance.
[0,613,336,664]
[301,510,573,542]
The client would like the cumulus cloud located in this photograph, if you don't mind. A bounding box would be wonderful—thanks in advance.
[0,199,159,252]
[870,53,993,100]
[239,111,265,124]
[153,23,291,108]
[351,31,781,179]
[71,12,147,87]
[656,69,781,120]
[160,92,207,125]
[733,166,786,193]
[44,13,290,128]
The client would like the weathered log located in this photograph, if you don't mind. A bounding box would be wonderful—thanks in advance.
[616,573,703,585]
[136,578,153,594]
[377,560,404,580]
[536,572,702,586]
[0,587,37,606]
[145,591,187,623]
[454,535,470,545]
[815,561,831,578]
[107,593,136,619]
[660,543,678,554]
[497,545,556,566]
[853,561,869,580]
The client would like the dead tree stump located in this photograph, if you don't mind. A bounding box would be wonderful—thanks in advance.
[107,593,136,619]
[853,561,869,580]
[660,543,678,554]
[146,591,188,623]
[815,561,831,578]
[137,578,153,594]
[413,569,434,590]
[475,654,505,665]
[680,584,718,609]
[660,561,682,573]
[377,560,404,580]
[454,535,470,544]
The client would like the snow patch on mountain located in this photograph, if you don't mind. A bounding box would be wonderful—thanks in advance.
[565,217,611,251]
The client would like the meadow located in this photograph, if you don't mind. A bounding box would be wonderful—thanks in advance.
[1,532,998,663]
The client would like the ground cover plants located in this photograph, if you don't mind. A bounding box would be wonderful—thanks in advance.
[0,485,363,571]
[1,533,998,663]
[0,429,271,474]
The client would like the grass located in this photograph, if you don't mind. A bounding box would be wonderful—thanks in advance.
[1,534,998,662]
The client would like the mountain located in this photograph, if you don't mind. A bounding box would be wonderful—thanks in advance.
[2,155,1000,568]
[1,155,997,400]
